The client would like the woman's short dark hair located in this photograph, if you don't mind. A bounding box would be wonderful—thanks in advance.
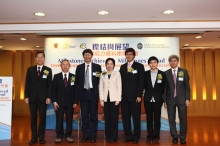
[35,51,45,58]
[148,56,159,64]
[105,58,115,66]
[82,49,93,56]
[125,47,136,56]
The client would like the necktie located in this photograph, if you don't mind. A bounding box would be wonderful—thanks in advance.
[37,67,41,77]
[127,63,131,69]
[173,70,177,97]
[84,65,90,89]
[64,74,68,89]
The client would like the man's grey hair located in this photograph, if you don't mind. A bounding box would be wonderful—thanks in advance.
[60,59,70,64]
[168,54,179,62]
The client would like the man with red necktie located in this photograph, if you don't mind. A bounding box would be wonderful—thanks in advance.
[52,59,78,143]
[25,52,52,145]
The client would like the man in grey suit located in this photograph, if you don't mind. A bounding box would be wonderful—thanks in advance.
[164,55,190,144]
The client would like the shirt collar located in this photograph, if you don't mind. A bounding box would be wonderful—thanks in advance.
[62,72,69,77]
[172,67,178,72]
[151,69,158,73]
[127,60,134,66]
[37,65,43,68]
[85,62,92,66]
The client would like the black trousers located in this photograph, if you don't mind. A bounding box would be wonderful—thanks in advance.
[121,101,141,141]
[144,102,163,139]
[29,95,47,140]
[80,90,98,138]
[55,106,73,138]
[104,96,119,141]
[167,97,187,139]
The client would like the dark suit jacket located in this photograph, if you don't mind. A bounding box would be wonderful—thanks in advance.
[52,72,78,107]
[25,65,52,103]
[164,67,190,105]
[144,69,165,102]
[75,63,102,101]
[119,61,145,102]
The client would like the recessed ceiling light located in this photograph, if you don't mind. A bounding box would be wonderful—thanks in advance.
[34,12,46,17]
[163,10,174,14]
[35,46,40,48]
[20,38,27,41]
[0,46,3,48]
[98,11,109,15]
[195,36,202,39]
[184,44,189,47]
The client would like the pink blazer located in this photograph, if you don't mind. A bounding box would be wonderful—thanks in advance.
[99,70,122,102]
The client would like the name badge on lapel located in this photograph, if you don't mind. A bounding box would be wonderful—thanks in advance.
[92,72,96,76]
[133,70,137,74]
[71,82,74,86]
[104,75,108,79]
[178,77,184,81]
[42,75,47,78]
[157,80,162,83]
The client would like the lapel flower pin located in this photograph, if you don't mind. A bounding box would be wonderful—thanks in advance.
[178,71,184,77]
[101,70,107,76]
[70,76,75,82]
[43,70,49,76]
[157,74,162,80]
[128,67,134,73]
[95,72,101,78]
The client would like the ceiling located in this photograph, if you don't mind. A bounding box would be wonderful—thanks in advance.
[0,0,220,50]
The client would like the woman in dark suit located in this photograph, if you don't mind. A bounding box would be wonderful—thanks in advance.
[99,58,122,143]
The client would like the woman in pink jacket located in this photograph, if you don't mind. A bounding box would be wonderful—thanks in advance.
[99,58,122,143]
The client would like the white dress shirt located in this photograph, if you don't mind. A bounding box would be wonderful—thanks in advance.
[172,67,179,76]
[37,65,43,72]
[62,72,69,80]
[127,60,134,69]
[150,69,158,102]
[84,62,93,88]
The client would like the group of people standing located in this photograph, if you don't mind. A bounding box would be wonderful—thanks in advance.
[25,47,190,145]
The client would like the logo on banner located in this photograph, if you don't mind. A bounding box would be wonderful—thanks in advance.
[80,43,87,49]
[54,43,58,48]
[137,43,143,50]
[0,79,2,83]
[63,43,77,49]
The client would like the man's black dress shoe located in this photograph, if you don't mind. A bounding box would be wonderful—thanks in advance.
[90,138,96,143]
[110,140,116,143]
[147,139,152,143]
[28,139,38,145]
[172,138,178,144]
[154,139,160,144]
[124,139,132,143]
[39,138,46,144]
[81,137,89,143]
[180,138,186,144]
[133,140,138,144]
[106,139,110,143]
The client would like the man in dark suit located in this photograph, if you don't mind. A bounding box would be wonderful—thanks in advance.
[75,49,101,143]
[164,54,190,144]
[52,59,78,143]
[119,48,145,144]
[144,56,165,144]
[25,51,52,145]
